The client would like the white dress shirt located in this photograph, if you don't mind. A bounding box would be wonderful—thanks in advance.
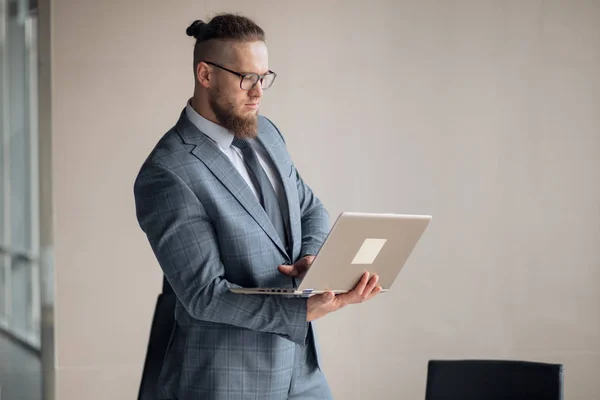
[185,102,287,206]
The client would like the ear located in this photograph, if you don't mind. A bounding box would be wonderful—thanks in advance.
[196,62,212,88]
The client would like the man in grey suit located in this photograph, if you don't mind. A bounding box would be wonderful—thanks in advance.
[134,13,381,400]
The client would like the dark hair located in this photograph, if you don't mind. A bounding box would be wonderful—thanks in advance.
[186,14,265,75]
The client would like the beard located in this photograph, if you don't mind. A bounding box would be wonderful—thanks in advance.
[209,86,258,139]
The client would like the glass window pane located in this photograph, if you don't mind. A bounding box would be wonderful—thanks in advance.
[10,258,40,346]
[8,0,32,254]
[11,256,29,335]
[0,0,6,247]
[30,261,40,343]
[0,0,41,352]
[0,255,7,324]
[0,147,4,247]
[0,185,4,250]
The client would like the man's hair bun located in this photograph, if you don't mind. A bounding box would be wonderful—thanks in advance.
[186,20,206,39]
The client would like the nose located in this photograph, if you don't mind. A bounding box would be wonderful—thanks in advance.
[249,81,263,98]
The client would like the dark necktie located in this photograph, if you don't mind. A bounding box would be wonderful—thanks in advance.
[232,138,289,251]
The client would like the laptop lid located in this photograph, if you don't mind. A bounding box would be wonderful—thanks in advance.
[297,212,431,292]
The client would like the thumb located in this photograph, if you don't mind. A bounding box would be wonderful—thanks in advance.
[320,291,335,303]
[277,264,297,277]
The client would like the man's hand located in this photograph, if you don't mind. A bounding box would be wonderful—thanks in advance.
[306,272,382,322]
[278,255,315,279]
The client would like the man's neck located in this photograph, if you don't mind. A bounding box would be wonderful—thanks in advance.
[190,96,220,126]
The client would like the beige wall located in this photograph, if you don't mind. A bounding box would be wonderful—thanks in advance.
[50,0,600,398]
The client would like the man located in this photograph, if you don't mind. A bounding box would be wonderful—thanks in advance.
[134,13,381,400]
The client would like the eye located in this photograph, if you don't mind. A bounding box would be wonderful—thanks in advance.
[240,75,256,89]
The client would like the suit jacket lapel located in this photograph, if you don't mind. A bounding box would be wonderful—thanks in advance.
[175,110,290,260]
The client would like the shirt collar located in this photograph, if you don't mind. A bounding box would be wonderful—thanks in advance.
[185,101,235,150]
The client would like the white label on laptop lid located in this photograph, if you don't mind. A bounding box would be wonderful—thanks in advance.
[351,238,387,264]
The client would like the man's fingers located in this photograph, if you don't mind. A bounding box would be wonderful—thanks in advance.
[355,272,370,295]
[319,291,335,304]
[296,262,309,275]
[334,272,369,306]
[277,264,297,277]
[278,257,313,278]
[364,274,379,296]
[343,273,380,304]
[368,285,383,300]
[306,291,337,321]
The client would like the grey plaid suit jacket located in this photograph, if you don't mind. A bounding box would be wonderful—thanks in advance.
[134,109,330,399]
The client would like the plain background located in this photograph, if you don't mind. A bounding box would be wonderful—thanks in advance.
[48,0,599,398]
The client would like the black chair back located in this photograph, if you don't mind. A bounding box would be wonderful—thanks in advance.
[137,278,176,400]
[425,359,564,400]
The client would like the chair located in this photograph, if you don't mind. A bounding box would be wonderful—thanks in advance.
[425,359,564,400]
[137,278,177,400]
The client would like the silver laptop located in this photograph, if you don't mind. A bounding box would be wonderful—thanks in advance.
[230,212,432,297]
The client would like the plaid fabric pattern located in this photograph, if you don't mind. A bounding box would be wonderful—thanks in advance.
[134,110,331,399]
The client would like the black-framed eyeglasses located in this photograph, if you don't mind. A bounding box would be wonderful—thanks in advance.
[202,61,277,91]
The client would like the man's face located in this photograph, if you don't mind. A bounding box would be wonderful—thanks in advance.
[208,41,269,139]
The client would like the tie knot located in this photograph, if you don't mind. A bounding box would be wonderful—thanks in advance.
[232,137,250,150]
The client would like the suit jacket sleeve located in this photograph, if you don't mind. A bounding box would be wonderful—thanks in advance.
[134,162,309,345]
